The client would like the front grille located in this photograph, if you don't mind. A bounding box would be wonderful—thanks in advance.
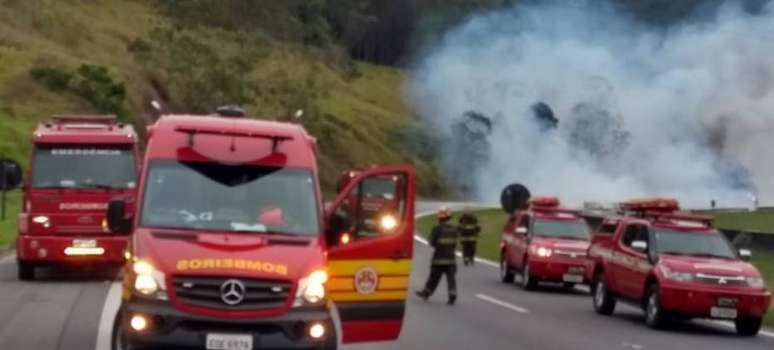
[695,273,747,286]
[554,250,587,259]
[173,276,292,311]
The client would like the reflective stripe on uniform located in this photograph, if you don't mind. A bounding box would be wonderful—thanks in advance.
[459,237,477,242]
[432,259,456,265]
[437,238,458,244]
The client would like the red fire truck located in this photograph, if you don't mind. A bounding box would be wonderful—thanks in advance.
[336,168,403,242]
[107,107,416,349]
[499,196,593,290]
[588,198,771,336]
[16,115,139,280]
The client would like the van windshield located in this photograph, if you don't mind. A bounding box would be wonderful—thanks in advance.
[140,160,320,236]
[32,145,136,189]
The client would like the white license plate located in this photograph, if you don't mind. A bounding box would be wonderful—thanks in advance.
[562,274,584,283]
[710,307,738,319]
[206,334,253,350]
[72,239,97,249]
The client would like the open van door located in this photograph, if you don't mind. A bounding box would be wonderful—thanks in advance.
[324,165,415,343]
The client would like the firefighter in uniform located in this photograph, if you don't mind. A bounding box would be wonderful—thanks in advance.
[416,206,459,305]
[458,208,481,266]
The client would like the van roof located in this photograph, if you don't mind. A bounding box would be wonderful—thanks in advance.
[33,115,137,145]
[145,115,317,168]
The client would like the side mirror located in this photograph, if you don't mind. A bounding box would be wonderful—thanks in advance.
[631,240,648,253]
[515,227,528,235]
[0,159,23,191]
[739,249,752,261]
[107,199,132,235]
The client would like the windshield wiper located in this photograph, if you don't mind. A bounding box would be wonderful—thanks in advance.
[687,253,734,260]
[659,251,690,256]
[80,183,119,190]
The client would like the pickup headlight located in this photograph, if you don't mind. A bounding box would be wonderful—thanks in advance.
[660,265,693,282]
[530,246,552,258]
[746,277,765,288]
[132,260,167,300]
[293,270,328,307]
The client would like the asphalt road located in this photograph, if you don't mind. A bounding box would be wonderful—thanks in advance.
[0,201,772,350]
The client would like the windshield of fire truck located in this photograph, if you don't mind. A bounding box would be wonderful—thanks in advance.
[140,160,320,235]
[533,219,590,240]
[653,229,737,259]
[31,145,136,189]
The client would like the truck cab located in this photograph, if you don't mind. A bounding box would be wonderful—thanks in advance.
[499,197,592,290]
[109,109,415,350]
[336,168,403,240]
[16,115,139,280]
[588,198,771,336]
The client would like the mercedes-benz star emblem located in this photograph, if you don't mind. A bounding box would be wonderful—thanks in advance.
[220,279,246,306]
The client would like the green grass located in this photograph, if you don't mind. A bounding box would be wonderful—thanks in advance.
[416,209,508,262]
[419,209,774,327]
[0,1,445,196]
[714,210,774,233]
[0,190,21,249]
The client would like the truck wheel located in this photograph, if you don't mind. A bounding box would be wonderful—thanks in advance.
[500,255,515,283]
[592,273,615,315]
[735,317,763,336]
[521,261,537,290]
[17,261,35,281]
[644,285,669,329]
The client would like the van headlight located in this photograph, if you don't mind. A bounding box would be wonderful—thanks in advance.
[132,260,167,300]
[293,270,328,307]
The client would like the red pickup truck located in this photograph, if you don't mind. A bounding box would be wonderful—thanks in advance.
[500,197,593,290]
[588,198,771,336]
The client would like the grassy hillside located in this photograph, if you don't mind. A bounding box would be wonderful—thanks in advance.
[0,0,445,195]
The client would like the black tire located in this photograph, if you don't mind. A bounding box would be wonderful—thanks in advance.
[735,317,763,337]
[17,260,35,281]
[644,284,669,329]
[500,254,515,283]
[500,183,531,214]
[592,272,616,315]
[521,260,538,290]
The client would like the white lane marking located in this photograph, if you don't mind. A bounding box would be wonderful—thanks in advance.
[475,293,529,314]
[711,320,774,338]
[0,252,15,264]
[95,281,122,350]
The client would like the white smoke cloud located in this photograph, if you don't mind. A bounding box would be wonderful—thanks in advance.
[409,1,774,208]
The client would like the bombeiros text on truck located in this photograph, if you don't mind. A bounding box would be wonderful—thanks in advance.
[587,198,771,336]
[16,115,140,280]
[107,106,416,350]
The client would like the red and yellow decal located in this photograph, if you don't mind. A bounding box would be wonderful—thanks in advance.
[327,259,411,302]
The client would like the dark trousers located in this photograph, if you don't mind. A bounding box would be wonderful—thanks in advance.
[422,265,457,298]
[462,242,477,265]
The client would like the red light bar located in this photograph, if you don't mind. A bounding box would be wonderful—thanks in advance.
[620,198,679,212]
[175,126,293,151]
[642,211,713,226]
[529,196,560,208]
[51,115,117,124]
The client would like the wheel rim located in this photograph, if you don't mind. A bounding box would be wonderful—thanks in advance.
[647,293,658,323]
[594,280,605,307]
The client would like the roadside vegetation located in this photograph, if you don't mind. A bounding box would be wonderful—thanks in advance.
[416,208,774,327]
[0,191,21,248]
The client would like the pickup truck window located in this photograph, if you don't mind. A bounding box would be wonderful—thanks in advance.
[32,145,136,189]
[621,225,648,248]
[653,229,737,259]
[533,219,590,239]
[140,160,320,236]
